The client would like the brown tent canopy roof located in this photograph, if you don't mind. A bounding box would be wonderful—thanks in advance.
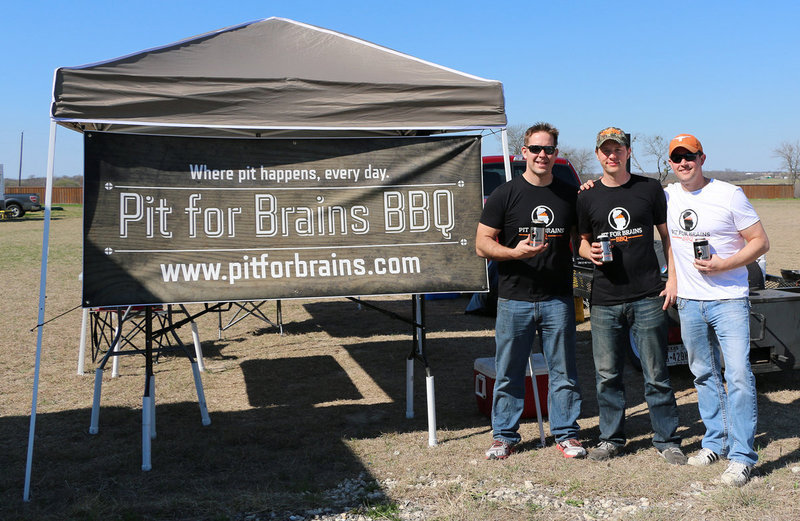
[52,17,506,136]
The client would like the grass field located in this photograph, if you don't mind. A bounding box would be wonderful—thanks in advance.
[1,202,799,520]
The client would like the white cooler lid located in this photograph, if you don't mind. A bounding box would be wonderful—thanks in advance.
[474,353,547,377]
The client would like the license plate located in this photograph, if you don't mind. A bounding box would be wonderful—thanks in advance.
[667,344,688,366]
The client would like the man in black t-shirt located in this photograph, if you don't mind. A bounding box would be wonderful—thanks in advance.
[477,122,584,460]
[576,126,685,465]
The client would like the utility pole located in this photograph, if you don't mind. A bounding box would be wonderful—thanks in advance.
[18,131,24,186]
[1,163,6,212]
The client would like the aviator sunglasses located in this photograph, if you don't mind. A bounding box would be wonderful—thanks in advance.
[670,152,701,163]
[525,145,557,155]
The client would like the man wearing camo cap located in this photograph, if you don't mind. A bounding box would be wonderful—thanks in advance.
[576,127,686,465]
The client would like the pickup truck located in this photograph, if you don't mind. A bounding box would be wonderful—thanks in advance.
[3,192,42,218]
[481,154,581,196]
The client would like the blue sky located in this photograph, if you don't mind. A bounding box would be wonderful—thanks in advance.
[2,0,798,180]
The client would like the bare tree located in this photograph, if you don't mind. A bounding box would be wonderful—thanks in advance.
[498,123,528,155]
[631,134,671,182]
[773,141,800,197]
[559,145,596,180]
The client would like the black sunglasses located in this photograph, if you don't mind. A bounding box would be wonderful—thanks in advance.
[670,152,701,163]
[525,145,556,155]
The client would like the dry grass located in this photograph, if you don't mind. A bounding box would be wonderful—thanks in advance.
[1,202,799,520]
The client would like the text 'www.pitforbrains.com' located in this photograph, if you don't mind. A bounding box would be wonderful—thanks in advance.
[160,252,422,285]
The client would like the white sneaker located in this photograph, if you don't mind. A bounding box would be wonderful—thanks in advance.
[688,448,720,466]
[721,461,753,487]
[556,439,587,458]
[485,439,516,460]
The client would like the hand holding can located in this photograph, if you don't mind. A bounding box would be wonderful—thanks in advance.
[599,233,613,263]
[530,219,545,248]
[693,238,710,260]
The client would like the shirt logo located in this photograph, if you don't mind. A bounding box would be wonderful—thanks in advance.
[607,207,630,230]
[680,209,698,231]
[531,205,554,226]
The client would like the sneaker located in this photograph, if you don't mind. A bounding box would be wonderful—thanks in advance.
[588,441,620,461]
[556,439,587,458]
[688,448,720,467]
[660,446,688,465]
[485,439,516,460]
[721,461,753,487]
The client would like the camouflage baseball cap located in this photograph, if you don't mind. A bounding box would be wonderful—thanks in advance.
[595,127,629,148]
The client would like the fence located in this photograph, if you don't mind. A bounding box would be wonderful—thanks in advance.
[5,183,797,204]
[5,186,83,204]
[736,184,794,199]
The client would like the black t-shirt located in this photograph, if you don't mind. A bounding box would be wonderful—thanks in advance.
[576,174,666,305]
[480,175,576,301]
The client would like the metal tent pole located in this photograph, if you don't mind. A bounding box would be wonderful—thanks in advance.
[501,127,512,182]
[23,121,57,502]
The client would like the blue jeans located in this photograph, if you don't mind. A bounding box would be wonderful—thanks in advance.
[590,296,681,450]
[492,296,582,444]
[676,297,758,465]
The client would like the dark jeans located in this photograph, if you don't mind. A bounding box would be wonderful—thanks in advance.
[590,296,681,451]
[492,296,582,444]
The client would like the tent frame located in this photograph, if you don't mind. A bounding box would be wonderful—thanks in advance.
[25,16,511,500]
[25,121,511,502]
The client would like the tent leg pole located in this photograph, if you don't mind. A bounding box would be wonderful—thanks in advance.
[24,120,57,502]
[89,369,103,434]
[78,308,89,375]
[142,307,153,471]
[426,373,437,446]
[192,361,212,426]
[142,395,152,471]
[150,375,156,439]
[528,354,546,448]
[501,127,512,182]
[111,322,121,377]
[405,357,414,419]
[414,295,437,446]
[190,321,204,372]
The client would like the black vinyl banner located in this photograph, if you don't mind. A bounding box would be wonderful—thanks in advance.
[83,133,488,307]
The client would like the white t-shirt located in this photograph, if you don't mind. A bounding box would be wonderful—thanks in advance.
[665,179,760,300]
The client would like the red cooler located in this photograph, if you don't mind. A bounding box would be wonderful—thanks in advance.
[474,354,549,418]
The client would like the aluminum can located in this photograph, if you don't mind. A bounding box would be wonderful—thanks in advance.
[693,238,710,260]
[599,233,613,263]
[529,219,545,247]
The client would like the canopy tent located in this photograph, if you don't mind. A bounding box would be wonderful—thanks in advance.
[52,17,506,134]
[27,17,511,501]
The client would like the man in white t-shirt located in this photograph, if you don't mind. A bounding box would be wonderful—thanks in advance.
[665,133,770,487]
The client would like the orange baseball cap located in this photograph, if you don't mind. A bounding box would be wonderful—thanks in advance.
[669,134,703,155]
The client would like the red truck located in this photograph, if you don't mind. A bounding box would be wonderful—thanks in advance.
[481,155,581,197]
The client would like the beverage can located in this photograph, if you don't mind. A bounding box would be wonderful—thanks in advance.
[599,233,613,263]
[530,219,545,247]
[693,238,710,260]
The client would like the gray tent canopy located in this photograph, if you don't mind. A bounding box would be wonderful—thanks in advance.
[51,17,506,136]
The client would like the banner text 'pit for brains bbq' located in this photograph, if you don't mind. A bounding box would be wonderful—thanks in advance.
[83,133,487,307]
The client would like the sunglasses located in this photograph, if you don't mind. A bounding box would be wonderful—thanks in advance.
[525,145,556,155]
[670,152,701,163]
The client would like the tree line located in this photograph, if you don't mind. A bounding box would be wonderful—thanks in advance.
[500,124,800,195]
